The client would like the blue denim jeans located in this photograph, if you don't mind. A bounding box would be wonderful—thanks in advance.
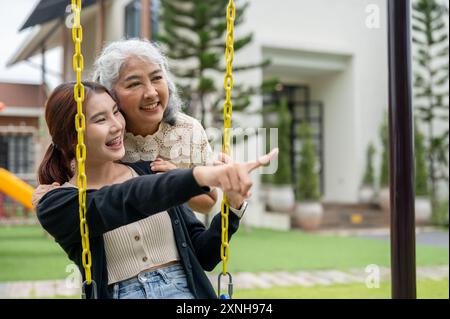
[112,262,195,299]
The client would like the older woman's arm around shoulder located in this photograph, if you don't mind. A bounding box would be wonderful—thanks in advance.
[185,189,217,214]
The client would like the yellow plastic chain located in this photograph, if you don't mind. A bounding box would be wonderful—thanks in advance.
[220,0,236,277]
[71,0,93,286]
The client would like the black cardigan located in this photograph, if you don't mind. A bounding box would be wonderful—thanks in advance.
[36,161,240,299]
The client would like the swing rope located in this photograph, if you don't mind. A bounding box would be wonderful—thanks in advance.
[71,0,97,299]
[218,0,236,299]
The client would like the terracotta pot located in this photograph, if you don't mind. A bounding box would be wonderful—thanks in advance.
[266,185,295,212]
[359,186,375,204]
[293,202,323,230]
[415,197,432,224]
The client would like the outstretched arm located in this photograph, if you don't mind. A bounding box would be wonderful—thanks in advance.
[37,169,210,245]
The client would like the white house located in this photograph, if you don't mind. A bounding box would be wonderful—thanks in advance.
[7,0,447,229]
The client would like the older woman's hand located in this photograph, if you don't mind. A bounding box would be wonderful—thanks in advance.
[32,182,60,208]
[150,157,178,173]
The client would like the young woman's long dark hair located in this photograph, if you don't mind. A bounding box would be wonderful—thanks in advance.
[37,82,115,185]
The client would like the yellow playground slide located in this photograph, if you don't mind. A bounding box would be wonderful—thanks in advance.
[0,168,34,210]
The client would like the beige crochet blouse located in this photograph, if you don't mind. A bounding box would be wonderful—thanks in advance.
[122,112,214,168]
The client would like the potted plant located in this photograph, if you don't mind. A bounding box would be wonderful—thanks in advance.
[414,119,432,224]
[293,122,323,230]
[259,129,273,202]
[359,143,376,203]
[266,98,295,212]
[378,114,390,213]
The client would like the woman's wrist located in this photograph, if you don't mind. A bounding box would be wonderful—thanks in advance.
[227,198,244,210]
[192,166,207,187]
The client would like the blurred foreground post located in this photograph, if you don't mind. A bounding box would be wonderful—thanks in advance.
[387,0,417,299]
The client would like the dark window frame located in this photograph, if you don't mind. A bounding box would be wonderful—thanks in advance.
[263,84,325,195]
[0,134,34,176]
[124,0,160,39]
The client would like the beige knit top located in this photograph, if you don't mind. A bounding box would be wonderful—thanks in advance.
[103,211,180,284]
[102,167,180,284]
[122,112,215,168]
[62,168,180,285]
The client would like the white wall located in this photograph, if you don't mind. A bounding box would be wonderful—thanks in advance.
[104,0,129,44]
[232,0,389,202]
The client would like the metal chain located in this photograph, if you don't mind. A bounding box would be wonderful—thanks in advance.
[71,0,92,286]
[220,0,236,278]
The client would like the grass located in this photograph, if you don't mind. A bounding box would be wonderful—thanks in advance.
[0,225,448,282]
[233,279,449,299]
[213,228,449,273]
[0,225,71,281]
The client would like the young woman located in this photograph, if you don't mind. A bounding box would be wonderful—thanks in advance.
[36,81,277,299]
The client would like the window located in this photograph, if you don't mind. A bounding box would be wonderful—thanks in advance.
[263,84,325,194]
[0,134,34,177]
[151,0,160,38]
[125,0,160,39]
[125,0,140,38]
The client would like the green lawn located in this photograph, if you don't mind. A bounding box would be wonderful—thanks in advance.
[0,225,71,281]
[0,225,448,282]
[234,279,449,299]
[214,228,449,274]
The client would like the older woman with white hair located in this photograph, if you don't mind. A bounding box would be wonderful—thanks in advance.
[33,38,218,214]
[93,38,217,214]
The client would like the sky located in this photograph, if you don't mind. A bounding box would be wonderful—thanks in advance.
[0,0,61,87]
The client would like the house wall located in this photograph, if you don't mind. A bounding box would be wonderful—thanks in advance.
[233,0,389,203]
[60,0,448,204]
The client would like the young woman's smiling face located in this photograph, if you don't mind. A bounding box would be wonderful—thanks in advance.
[113,56,169,136]
[85,92,126,164]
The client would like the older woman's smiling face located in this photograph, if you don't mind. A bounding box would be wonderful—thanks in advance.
[113,56,169,136]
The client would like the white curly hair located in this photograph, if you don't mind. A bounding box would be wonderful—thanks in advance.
[92,38,181,125]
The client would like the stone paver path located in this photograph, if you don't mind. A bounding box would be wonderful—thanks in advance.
[0,265,447,298]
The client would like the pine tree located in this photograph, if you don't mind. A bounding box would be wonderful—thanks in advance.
[157,0,270,127]
[296,122,320,201]
[414,118,429,197]
[412,0,449,219]
[260,108,275,185]
[272,98,291,185]
[379,114,389,189]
